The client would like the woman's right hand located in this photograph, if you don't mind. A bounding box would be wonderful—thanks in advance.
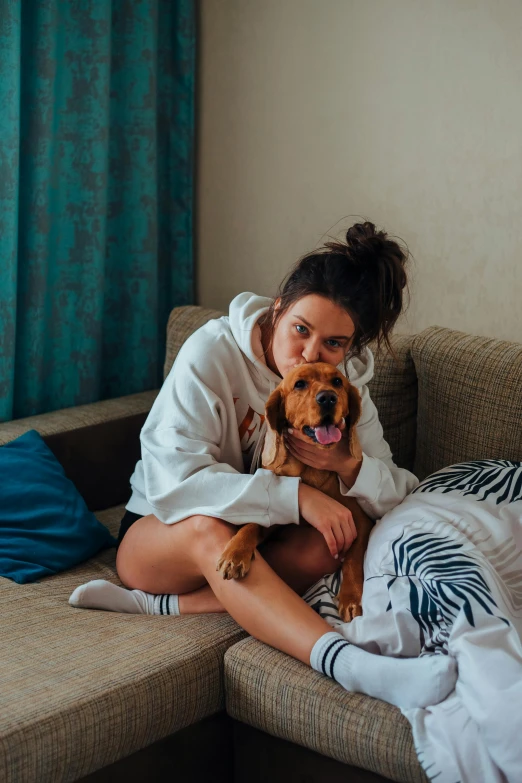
[298,483,357,560]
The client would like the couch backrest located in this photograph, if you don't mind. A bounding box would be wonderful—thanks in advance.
[164,305,225,380]
[412,326,522,480]
[164,306,418,472]
[367,335,417,472]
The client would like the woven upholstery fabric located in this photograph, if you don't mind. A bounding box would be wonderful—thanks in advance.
[0,504,245,783]
[367,335,417,473]
[225,638,427,783]
[164,305,225,379]
[412,326,522,480]
[0,391,158,446]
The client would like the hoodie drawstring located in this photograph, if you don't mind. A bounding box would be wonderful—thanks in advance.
[249,418,267,475]
[249,380,275,475]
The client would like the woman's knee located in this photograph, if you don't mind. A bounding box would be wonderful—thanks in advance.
[190,514,236,556]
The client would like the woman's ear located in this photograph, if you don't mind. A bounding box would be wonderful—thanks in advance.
[346,384,363,460]
[265,387,286,434]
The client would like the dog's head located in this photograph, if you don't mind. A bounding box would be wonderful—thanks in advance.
[262,362,362,470]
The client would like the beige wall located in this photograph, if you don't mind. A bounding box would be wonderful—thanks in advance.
[196,0,522,342]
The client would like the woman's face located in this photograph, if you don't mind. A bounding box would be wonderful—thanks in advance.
[265,294,356,378]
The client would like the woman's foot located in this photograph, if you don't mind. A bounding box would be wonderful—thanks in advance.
[69,579,179,615]
[311,631,457,709]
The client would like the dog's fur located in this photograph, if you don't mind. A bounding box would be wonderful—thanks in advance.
[216,362,375,621]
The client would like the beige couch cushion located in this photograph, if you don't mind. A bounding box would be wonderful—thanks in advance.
[412,326,522,480]
[225,638,427,783]
[0,505,245,783]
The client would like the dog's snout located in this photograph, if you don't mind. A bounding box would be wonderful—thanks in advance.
[315,391,337,409]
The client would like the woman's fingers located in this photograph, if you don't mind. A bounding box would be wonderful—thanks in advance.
[340,513,357,555]
[331,522,345,559]
[285,430,317,452]
[321,526,339,559]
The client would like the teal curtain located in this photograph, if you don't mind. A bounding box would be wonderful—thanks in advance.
[0,0,195,421]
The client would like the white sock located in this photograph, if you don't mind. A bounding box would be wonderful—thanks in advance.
[69,579,180,616]
[310,631,457,710]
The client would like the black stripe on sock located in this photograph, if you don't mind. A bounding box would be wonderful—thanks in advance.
[329,641,351,680]
[160,595,165,615]
[165,595,171,615]
[321,638,345,675]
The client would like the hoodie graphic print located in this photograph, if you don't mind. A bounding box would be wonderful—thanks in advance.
[126,292,419,527]
[235,398,266,471]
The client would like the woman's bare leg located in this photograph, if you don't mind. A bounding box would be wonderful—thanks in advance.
[179,583,222,613]
[116,514,339,620]
[189,516,332,664]
[116,513,333,663]
[179,522,338,613]
[115,513,208,594]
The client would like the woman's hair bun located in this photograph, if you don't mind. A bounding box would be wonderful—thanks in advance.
[344,221,388,259]
[345,221,379,246]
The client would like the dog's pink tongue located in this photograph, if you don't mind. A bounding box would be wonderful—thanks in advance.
[315,425,342,445]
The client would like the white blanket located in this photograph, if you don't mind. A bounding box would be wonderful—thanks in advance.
[303,460,522,783]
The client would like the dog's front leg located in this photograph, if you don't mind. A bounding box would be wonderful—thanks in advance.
[337,510,374,622]
[217,523,265,580]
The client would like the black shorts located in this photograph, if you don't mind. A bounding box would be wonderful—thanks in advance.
[116,509,143,549]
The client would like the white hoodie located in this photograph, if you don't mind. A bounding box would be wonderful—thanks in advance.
[126,292,419,527]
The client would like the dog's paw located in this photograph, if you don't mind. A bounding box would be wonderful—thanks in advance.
[338,599,363,623]
[337,587,363,623]
[216,548,255,580]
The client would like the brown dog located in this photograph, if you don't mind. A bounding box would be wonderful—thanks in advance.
[216,362,375,621]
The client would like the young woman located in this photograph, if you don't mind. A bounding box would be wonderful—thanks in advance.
[70,221,457,709]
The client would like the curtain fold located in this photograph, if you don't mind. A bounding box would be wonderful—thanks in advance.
[0,0,195,421]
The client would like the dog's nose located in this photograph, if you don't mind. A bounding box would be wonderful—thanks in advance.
[316,391,337,409]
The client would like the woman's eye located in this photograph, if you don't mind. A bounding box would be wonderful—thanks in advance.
[296,325,341,349]
[294,380,307,389]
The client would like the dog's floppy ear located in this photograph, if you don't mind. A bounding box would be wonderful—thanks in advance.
[262,387,289,470]
[265,387,286,434]
[345,384,363,460]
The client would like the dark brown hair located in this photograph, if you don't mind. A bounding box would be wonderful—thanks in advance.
[258,220,410,369]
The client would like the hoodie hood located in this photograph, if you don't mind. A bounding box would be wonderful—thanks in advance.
[228,291,375,390]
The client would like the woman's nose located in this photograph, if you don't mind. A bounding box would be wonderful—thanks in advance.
[303,343,321,362]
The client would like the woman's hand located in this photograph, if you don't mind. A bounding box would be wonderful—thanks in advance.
[298,483,357,560]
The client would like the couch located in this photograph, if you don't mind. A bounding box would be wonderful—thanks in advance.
[1,305,521,783]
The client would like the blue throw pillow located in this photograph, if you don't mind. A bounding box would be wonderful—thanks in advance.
[0,429,117,584]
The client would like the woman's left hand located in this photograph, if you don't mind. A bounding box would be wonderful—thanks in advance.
[283,420,359,474]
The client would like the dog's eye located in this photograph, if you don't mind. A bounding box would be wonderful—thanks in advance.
[332,377,343,387]
[294,380,307,389]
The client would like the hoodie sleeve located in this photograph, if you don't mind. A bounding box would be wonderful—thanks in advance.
[337,385,419,519]
[136,333,301,528]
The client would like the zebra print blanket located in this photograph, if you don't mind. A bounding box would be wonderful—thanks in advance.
[303,460,522,783]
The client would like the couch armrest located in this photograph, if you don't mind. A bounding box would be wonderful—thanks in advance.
[0,390,159,511]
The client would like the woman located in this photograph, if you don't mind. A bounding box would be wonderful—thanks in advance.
[70,221,456,709]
